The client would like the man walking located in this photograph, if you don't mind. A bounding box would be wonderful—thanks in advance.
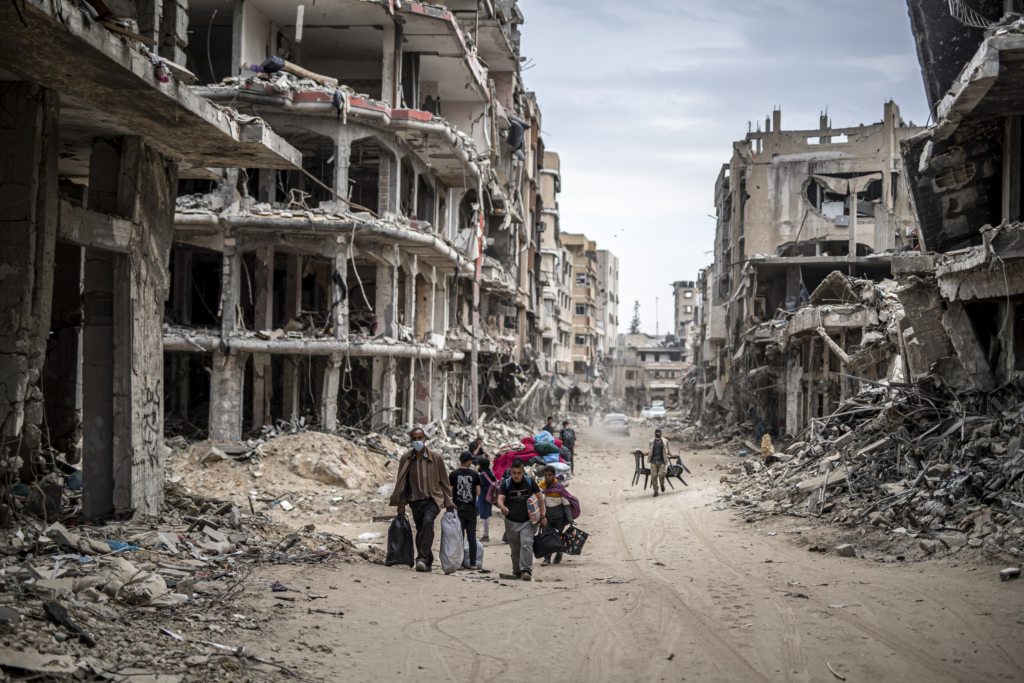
[538,465,579,565]
[497,457,545,581]
[389,427,456,572]
[646,428,672,497]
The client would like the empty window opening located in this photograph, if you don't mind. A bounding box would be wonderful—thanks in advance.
[806,175,882,219]
[349,139,384,214]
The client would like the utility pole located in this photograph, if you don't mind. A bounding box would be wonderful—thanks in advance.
[655,296,659,338]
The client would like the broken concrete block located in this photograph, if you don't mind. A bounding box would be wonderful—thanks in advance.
[891,251,936,275]
[834,544,856,557]
[999,567,1021,581]
[290,451,365,489]
[44,522,81,549]
[199,446,226,464]
[797,469,849,492]
[202,526,227,543]
[809,270,859,305]
[919,540,937,554]
[770,488,789,501]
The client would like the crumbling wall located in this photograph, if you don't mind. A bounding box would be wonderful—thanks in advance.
[0,83,59,451]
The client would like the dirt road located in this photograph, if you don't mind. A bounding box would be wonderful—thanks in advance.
[235,426,1024,682]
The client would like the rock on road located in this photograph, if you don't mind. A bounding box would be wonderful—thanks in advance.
[235,426,1024,682]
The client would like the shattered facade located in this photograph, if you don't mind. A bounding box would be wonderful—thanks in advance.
[0,0,299,521]
[164,0,556,439]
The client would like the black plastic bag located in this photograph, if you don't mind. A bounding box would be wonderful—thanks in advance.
[385,515,414,567]
[533,526,564,559]
[560,525,589,555]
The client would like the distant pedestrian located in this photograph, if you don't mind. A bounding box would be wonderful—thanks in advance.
[560,420,576,473]
[646,428,672,497]
[389,428,456,572]
[476,456,496,541]
[497,457,545,581]
[542,416,557,436]
[449,452,482,569]
[467,435,487,463]
[588,409,594,427]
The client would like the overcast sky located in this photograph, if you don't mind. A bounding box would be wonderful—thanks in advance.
[517,0,930,336]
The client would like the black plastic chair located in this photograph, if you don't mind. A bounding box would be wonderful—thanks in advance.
[666,455,690,488]
[632,450,650,489]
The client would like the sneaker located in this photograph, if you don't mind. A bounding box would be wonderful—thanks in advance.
[469,565,482,570]
[661,483,666,492]
[415,561,427,572]
[653,491,659,498]
[521,572,532,582]
[540,557,551,566]
[480,535,489,542]
[554,552,563,564]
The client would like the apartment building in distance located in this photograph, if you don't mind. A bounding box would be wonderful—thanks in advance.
[537,151,573,375]
[672,279,697,363]
[562,233,598,380]
[596,250,620,359]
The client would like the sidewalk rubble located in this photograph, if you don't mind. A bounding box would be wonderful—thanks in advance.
[0,480,383,681]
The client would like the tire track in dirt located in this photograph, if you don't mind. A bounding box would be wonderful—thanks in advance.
[401,586,543,682]
[641,501,810,683]
[600,480,774,682]
[678,502,970,683]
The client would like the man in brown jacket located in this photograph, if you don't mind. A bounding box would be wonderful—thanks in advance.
[389,427,455,572]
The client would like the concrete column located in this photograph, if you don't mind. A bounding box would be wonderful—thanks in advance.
[281,357,301,421]
[257,169,274,205]
[414,357,432,423]
[334,133,352,198]
[320,353,342,430]
[434,274,449,337]
[284,253,302,322]
[0,83,59,452]
[138,0,164,47]
[405,356,415,428]
[333,236,348,339]
[82,248,114,520]
[251,353,271,427]
[230,0,243,78]
[1004,115,1021,223]
[209,350,246,440]
[372,356,397,427]
[381,22,396,107]
[172,248,192,325]
[173,354,190,418]
[430,360,447,422]
[403,259,417,336]
[254,245,274,332]
[378,150,397,214]
[376,248,399,338]
[221,238,240,334]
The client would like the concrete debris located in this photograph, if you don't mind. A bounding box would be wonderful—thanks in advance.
[0,479,383,680]
[833,544,856,558]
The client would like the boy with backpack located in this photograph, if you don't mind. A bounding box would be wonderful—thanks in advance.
[559,420,576,472]
[497,457,545,581]
[449,452,482,569]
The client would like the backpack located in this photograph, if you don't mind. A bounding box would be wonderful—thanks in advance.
[561,428,576,448]
[483,472,500,505]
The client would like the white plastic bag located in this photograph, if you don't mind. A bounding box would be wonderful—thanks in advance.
[461,539,484,569]
[439,510,464,575]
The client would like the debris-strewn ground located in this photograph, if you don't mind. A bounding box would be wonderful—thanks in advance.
[0,483,383,682]
[711,379,1024,565]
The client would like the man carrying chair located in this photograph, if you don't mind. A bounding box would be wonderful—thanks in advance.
[647,428,671,497]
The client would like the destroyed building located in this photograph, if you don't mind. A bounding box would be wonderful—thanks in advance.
[163,0,555,438]
[686,1,1024,450]
[689,102,926,434]
[0,0,300,520]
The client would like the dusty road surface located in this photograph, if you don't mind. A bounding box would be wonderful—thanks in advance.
[234,426,1024,682]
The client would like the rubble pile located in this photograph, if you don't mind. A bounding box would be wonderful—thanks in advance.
[0,484,381,681]
[164,417,538,524]
[718,378,1024,559]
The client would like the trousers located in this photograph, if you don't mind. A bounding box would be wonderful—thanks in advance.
[650,463,667,488]
[504,518,536,575]
[544,504,569,559]
[410,499,440,567]
[457,509,478,566]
